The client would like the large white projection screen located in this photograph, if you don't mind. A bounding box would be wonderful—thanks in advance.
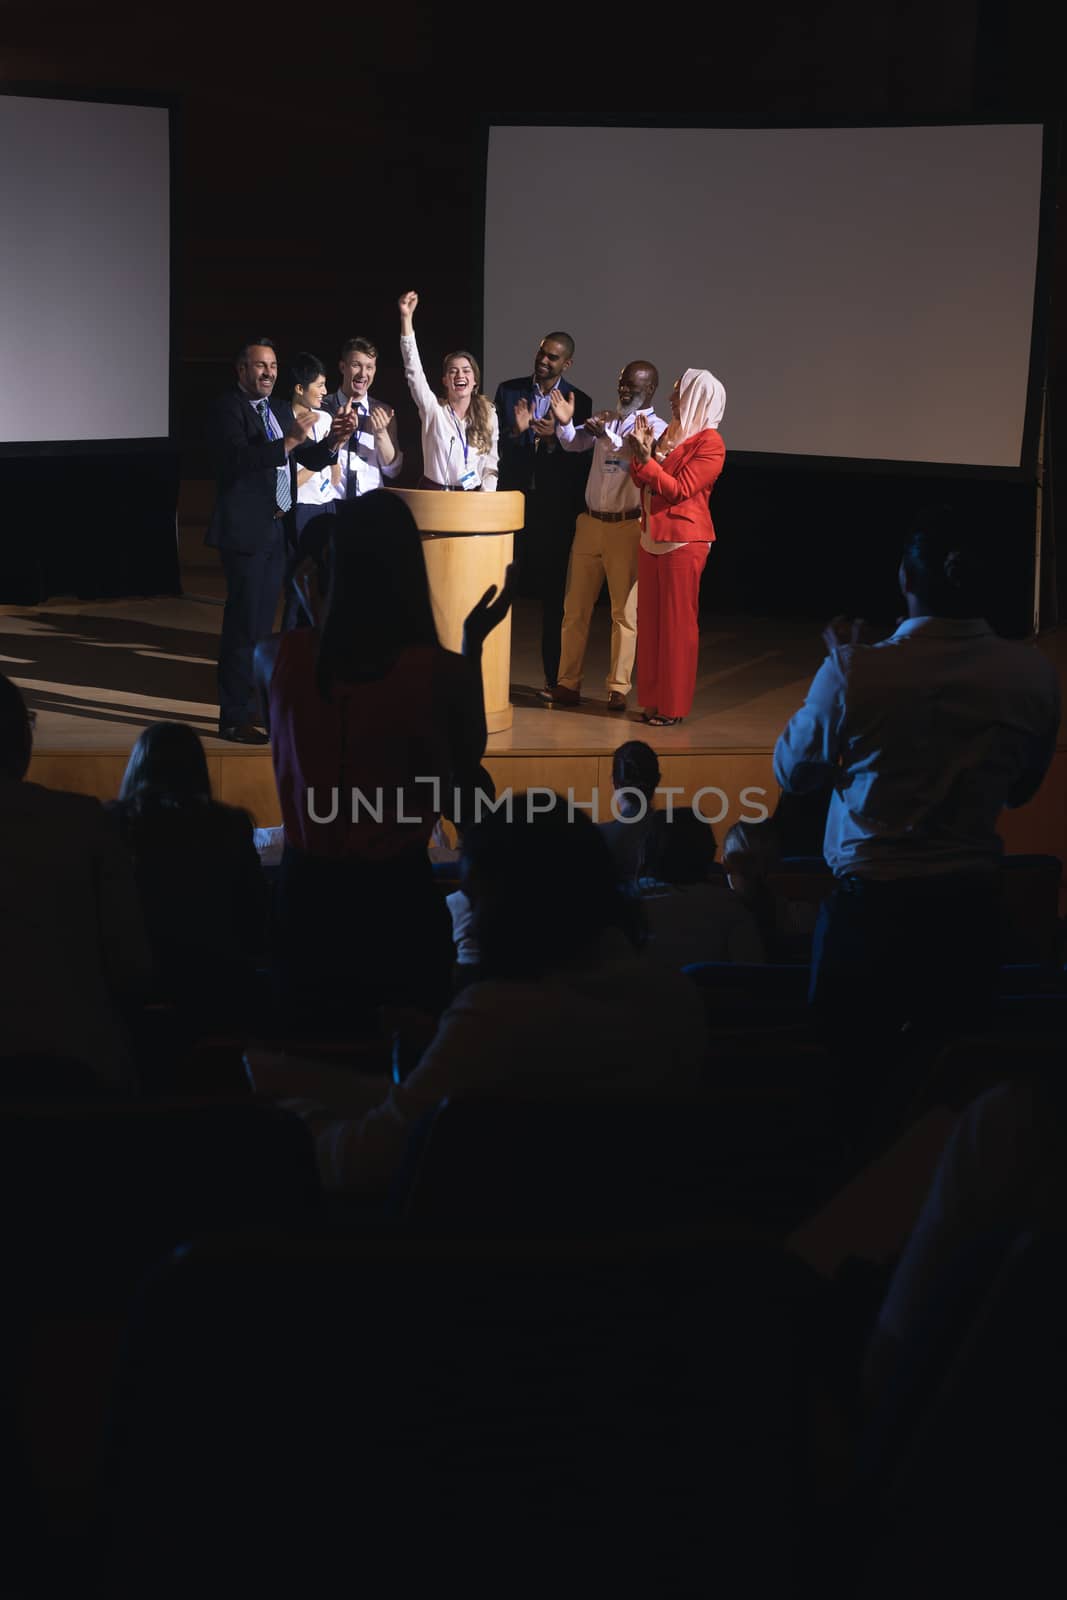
[485,125,1043,468]
[0,95,170,443]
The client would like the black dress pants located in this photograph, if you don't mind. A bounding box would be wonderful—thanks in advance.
[218,522,286,726]
[524,490,578,689]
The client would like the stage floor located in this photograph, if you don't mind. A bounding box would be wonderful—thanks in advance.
[0,588,830,756]
[3,555,1065,860]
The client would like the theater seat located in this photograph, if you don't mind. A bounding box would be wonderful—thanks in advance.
[100,1225,830,1598]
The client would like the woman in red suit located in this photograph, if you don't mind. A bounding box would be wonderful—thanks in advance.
[627,368,726,725]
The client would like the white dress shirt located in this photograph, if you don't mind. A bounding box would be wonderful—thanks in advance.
[327,389,403,499]
[296,410,336,505]
[557,407,667,516]
[400,333,499,490]
[773,617,1061,880]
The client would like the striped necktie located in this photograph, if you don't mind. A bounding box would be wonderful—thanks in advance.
[258,400,292,513]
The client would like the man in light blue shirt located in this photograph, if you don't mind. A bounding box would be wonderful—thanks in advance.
[774,511,1060,1051]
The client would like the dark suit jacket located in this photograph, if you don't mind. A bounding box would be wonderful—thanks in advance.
[205,389,337,554]
[493,374,593,504]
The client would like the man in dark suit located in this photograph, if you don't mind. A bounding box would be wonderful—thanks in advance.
[494,333,592,693]
[205,339,354,743]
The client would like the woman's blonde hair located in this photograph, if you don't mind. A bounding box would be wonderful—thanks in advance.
[441,349,495,454]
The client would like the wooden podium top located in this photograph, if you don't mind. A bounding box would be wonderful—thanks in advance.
[387,487,525,535]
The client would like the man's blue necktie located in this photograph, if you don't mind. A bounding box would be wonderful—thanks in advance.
[258,399,292,513]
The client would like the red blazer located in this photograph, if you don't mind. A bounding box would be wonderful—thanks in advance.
[630,428,725,544]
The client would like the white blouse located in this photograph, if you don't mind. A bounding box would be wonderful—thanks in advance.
[400,332,499,491]
[295,410,337,505]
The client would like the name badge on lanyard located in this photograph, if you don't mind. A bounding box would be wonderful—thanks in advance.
[449,407,479,490]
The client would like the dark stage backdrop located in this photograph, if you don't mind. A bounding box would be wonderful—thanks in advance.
[2,456,181,605]
[0,3,1062,622]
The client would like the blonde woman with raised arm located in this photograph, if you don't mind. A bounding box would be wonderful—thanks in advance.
[398,290,499,491]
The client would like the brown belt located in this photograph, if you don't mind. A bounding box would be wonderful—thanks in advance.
[587,507,639,523]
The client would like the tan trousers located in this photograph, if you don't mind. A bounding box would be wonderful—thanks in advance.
[557,512,641,694]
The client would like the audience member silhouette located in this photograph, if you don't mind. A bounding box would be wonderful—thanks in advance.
[0,671,151,1086]
[721,818,819,962]
[250,796,707,1191]
[253,492,513,1027]
[774,509,1060,1048]
[865,1072,1067,1406]
[599,739,661,883]
[109,721,269,1024]
[436,766,497,979]
[636,808,765,968]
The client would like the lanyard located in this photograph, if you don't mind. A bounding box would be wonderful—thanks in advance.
[447,407,470,465]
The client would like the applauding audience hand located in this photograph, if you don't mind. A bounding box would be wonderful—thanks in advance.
[462,562,517,656]
[822,614,875,653]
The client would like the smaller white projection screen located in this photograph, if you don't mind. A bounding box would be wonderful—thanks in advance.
[485,125,1044,468]
[0,95,170,443]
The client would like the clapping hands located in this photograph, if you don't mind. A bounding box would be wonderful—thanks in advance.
[822,615,876,653]
[547,387,574,425]
[325,408,357,450]
[626,413,654,464]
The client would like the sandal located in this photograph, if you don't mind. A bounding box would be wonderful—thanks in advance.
[646,715,683,727]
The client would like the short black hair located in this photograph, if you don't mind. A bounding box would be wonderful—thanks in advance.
[235,337,276,364]
[290,351,327,393]
[611,739,660,801]
[340,336,378,360]
[901,506,990,618]
[542,331,575,359]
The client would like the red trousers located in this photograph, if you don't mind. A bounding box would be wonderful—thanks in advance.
[636,540,709,719]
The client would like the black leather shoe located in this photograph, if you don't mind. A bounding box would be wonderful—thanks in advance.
[218,722,269,745]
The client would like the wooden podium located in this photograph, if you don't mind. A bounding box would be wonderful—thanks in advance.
[387,488,524,734]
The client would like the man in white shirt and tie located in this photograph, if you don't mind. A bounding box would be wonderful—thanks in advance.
[548,362,667,710]
[322,335,403,499]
